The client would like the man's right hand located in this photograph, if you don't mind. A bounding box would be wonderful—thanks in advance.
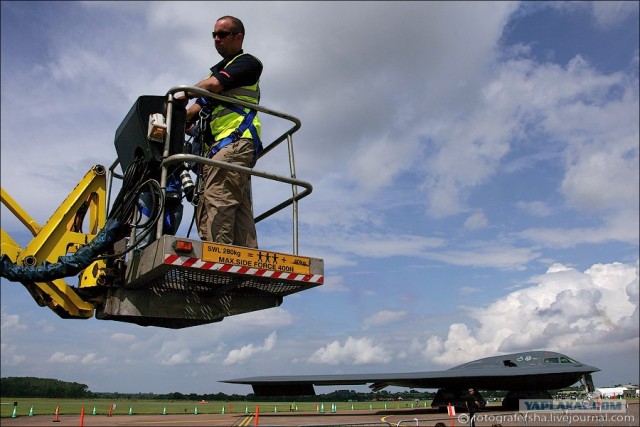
[174,91,190,108]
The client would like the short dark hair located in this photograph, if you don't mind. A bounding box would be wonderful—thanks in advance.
[217,16,245,34]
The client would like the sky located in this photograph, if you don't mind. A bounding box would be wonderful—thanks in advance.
[1,1,638,395]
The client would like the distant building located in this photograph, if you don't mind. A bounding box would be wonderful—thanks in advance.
[596,385,639,399]
[622,385,639,399]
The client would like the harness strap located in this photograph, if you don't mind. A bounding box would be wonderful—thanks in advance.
[207,104,263,162]
[137,196,173,229]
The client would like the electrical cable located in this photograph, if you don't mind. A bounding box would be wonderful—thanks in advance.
[0,155,160,281]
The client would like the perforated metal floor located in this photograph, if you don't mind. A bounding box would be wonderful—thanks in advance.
[129,264,315,296]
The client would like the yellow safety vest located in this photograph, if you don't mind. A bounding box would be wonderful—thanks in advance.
[209,53,262,142]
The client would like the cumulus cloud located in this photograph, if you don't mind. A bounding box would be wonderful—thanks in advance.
[426,243,540,271]
[81,352,107,365]
[223,331,277,365]
[517,210,640,248]
[195,350,220,364]
[317,275,349,293]
[421,261,639,366]
[591,1,639,29]
[1,343,26,365]
[515,201,552,217]
[308,336,392,365]
[320,232,446,259]
[161,349,191,366]
[463,212,489,230]
[111,333,136,343]
[363,310,408,330]
[423,54,638,225]
[460,287,481,296]
[226,308,294,330]
[141,310,292,369]
[1,311,26,331]
[48,352,80,363]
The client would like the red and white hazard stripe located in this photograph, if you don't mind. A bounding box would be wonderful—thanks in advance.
[163,254,324,284]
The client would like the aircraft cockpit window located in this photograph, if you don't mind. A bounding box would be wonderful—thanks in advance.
[560,356,576,363]
[544,357,559,364]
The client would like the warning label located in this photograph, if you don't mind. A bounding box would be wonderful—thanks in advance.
[202,243,312,275]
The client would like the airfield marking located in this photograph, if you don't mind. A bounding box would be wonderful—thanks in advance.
[234,415,255,426]
[1,404,637,426]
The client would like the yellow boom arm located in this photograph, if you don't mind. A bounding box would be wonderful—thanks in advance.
[1,165,108,319]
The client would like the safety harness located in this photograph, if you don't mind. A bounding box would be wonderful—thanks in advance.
[207,103,263,161]
[202,52,263,163]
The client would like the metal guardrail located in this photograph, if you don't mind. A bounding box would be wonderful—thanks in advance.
[106,85,311,255]
[162,85,310,254]
[162,153,312,225]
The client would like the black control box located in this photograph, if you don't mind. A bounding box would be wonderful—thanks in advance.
[114,96,186,171]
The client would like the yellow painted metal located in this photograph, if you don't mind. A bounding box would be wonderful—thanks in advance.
[18,165,107,266]
[0,188,42,236]
[1,165,109,319]
[28,279,95,319]
[0,228,22,263]
[78,259,108,290]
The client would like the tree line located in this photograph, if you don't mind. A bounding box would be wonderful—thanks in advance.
[1,377,91,398]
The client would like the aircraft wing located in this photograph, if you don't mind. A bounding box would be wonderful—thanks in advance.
[223,365,599,396]
[222,351,600,396]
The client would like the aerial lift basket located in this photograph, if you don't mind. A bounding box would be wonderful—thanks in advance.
[96,235,324,328]
[1,86,324,328]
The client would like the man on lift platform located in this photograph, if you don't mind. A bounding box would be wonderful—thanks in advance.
[178,15,263,249]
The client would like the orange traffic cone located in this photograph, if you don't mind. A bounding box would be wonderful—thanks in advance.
[53,405,61,422]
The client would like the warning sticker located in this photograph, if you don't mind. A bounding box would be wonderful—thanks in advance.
[202,243,312,275]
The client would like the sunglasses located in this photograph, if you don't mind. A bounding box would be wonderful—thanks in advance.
[212,31,239,39]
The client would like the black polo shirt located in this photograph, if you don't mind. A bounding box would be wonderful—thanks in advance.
[210,49,262,91]
[195,50,262,112]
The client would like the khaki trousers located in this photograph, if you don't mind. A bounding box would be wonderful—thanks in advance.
[196,138,258,248]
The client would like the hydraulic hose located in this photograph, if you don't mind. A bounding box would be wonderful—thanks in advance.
[0,157,156,283]
[0,219,127,282]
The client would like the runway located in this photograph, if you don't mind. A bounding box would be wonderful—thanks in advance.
[2,403,637,426]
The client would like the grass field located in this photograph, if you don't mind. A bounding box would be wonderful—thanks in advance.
[0,398,433,418]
